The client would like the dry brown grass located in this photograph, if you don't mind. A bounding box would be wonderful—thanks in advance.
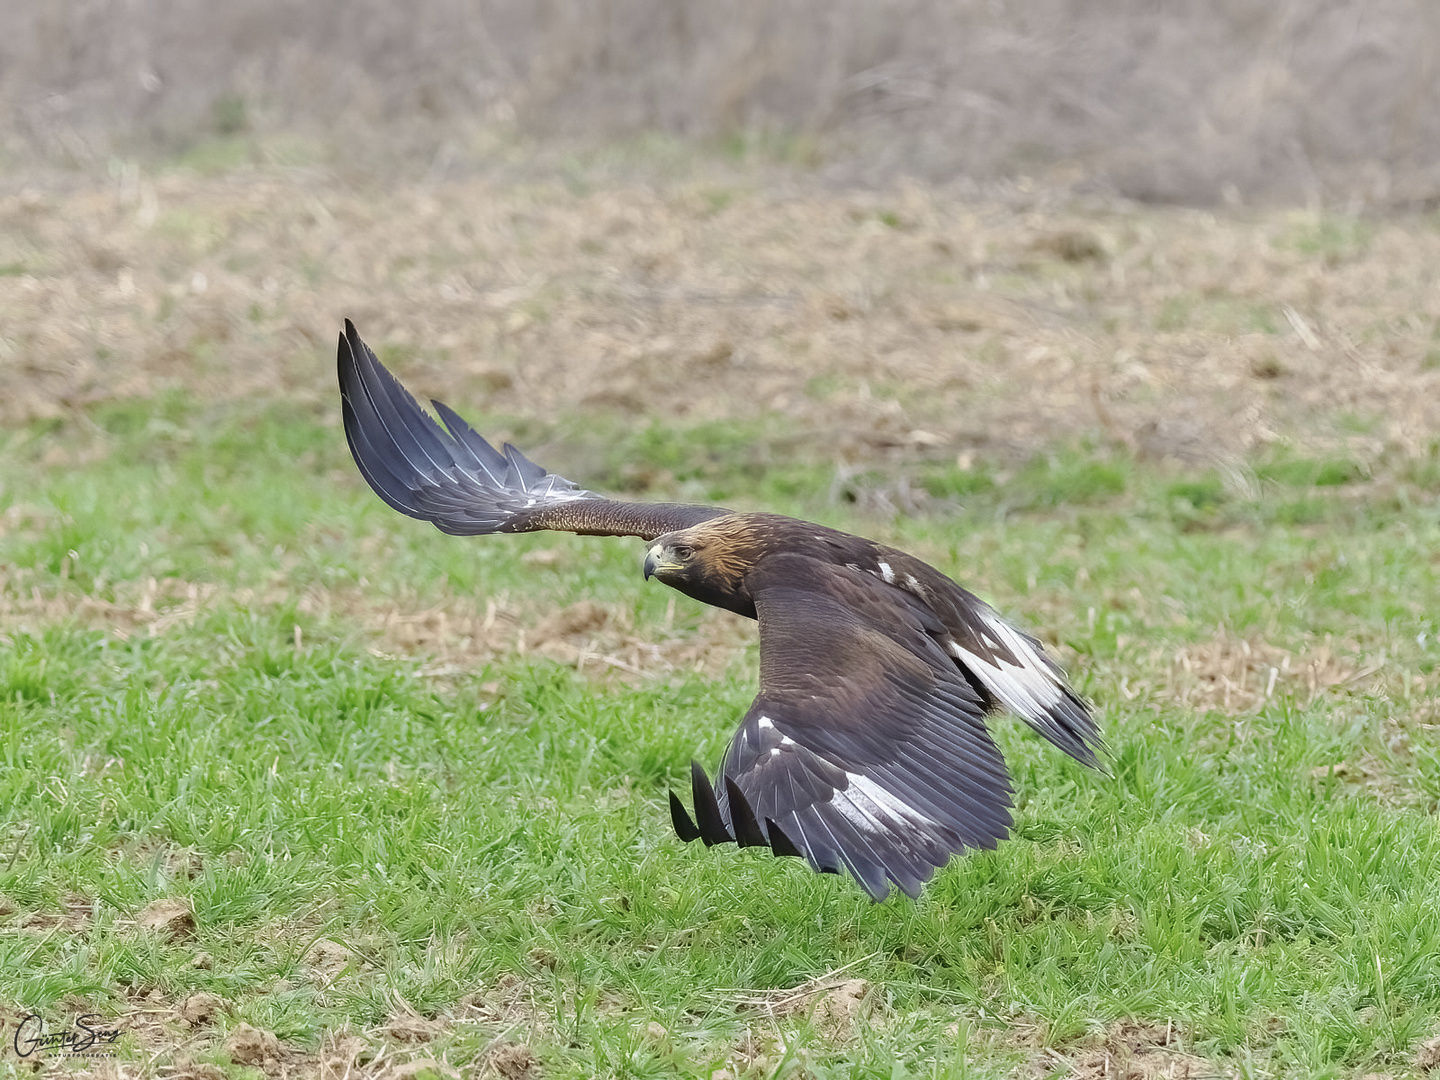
[3,167,1440,477]
[1164,629,1370,715]
[40,971,555,1080]
[1043,1020,1226,1080]
[695,962,884,1077]
[5,2,1440,203]
[733,972,876,1042]
[0,559,753,688]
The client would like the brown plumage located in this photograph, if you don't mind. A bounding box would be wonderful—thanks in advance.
[338,320,1103,901]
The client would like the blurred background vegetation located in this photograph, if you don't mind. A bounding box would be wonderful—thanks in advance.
[5,0,1440,204]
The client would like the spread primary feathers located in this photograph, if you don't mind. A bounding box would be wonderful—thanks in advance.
[338,320,1103,901]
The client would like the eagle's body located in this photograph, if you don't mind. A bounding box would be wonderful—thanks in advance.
[338,321,1101,901]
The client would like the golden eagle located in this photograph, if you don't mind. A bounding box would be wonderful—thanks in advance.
[338,320,1101,901]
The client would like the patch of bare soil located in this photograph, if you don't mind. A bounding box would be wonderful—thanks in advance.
[388,1058,463,1080]
[1417,1033,1440,1071]
[176,992,226,1029]
[2,167,1438,472]
[453,972,548,1036]
[710,968,880,1075]
[305,939,357,986]
[167,1062,229,1080]
[313,1032,461,1080]
[134,898,197,941]
[745,976,876,1043]
[10,892,95,934]
[379,1002,448,1046]
[314,1033,374,1080]
[1164,629,1371,714]
[133,1004,476,1080]
[1045,1021,1227,1080]
[474,1040,541,1080]
[224,1023,288,1070]
[15,957,548,1080]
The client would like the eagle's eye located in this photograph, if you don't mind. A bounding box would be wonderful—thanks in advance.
[672,544,694,561]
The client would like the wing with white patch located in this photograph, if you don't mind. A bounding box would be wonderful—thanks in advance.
[669,554,1014,901]
[747,525,1101,767]
[841,542,1101,768]
[940,596,1100,767]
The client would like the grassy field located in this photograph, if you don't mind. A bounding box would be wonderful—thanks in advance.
[2,389,1439,1079]
[2,162,1440,1078]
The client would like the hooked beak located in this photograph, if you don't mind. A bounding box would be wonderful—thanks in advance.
[643,544,662,581]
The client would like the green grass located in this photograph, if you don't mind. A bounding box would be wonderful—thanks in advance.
[2,400,1439,1078]
[1281,215,1376,266]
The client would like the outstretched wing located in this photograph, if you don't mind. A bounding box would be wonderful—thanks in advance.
[933,588,1101,766]
[726,519,1101,768]
[853,545,1102,768]
[670,553,1015,901]
[338,320,728,540]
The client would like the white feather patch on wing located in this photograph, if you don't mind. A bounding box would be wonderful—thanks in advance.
[830,771,937,836]
[947,607,1066,725]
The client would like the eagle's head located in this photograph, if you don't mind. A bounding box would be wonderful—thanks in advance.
[643,517,759,619]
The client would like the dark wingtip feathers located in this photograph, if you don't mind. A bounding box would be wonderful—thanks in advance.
[689,761,728,847]
[669,790,701,842]
[765,818,803,859]
[670,764,806,863]
[337,319,601,536]
[723,776,768,848]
